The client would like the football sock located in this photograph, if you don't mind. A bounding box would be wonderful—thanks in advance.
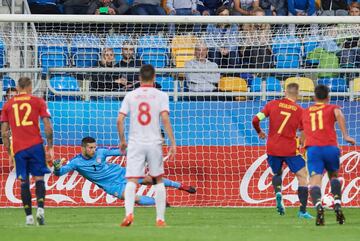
[137,196,155,205]
[272,174,282,194]
[298,186,308,213]
[21,181,32,216]
[310,186,322,210]
[35,180,45,209]
[330,178,342,209]
[124,182,136,216]
[162,178,181,189]
[155,183,166,221]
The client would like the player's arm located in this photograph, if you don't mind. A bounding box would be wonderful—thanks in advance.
[103,148,122,158]
[53,158,77,176]
[334,108,356,145]
[252,112,267,139]
[40,98,54,160]
[1,121,13,165]
[161,111,176,157]
[117,114,127,152]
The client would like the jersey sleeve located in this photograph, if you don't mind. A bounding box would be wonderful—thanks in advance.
[38,98,51,118]
[119,94,130,116]
[54,159,77,176]
[97,148,122,163]
[0,104,9,122]
[160,93,170,114]
[261,101,272,117]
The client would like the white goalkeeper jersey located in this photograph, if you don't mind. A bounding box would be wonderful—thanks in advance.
[119,84,169,145]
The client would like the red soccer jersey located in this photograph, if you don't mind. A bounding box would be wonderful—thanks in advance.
[1,93,51,154]
[302,103,339,147]
[261,98,303,156]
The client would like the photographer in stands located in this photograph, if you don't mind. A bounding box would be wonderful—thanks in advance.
[87,0,129,15]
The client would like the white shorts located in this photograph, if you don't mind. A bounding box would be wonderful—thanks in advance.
[125,143,164,178]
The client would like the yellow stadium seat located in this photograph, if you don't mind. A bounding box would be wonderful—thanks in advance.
[171,35,197,68]
[354,78,360,100]
[219,77,248,92]
[285,77,314,100]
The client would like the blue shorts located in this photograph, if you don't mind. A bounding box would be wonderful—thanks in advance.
[14,143,50,180]
[307,146,340,176]
[267,155,306,174]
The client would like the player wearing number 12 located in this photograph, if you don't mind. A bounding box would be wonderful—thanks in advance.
[117,64,176,227]
[252,83,312,219]
[1,77,54,226]
[302,85,356,226]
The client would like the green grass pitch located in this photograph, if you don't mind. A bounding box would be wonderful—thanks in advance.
[0,207,359,241]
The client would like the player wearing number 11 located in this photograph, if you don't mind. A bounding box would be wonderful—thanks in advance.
[302,85,355,226]
[117,64,176,227]
[1,77,54,226]
[252,83,312,219]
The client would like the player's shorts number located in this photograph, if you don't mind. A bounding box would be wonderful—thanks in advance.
[277,111,291,134]
[310,110,323,131]
[138,102,151,126]
[12,103,33,127]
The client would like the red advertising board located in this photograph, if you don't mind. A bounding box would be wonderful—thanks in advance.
[0,146,359,207]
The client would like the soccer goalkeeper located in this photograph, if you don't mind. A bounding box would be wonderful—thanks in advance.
[53,137,196,205]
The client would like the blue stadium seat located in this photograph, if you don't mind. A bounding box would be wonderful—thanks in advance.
[2,75,16,91]
[317,78,348,92]
[49,75,80,101]
[272,36,301,69]
[38,35,69,74]
[137,35,169,67]
[266,76,282,92]
[156,76,175,92]
[105,34,130,63]
[250,77,261,92]
[71,35,100,67]
[0,37,5,68]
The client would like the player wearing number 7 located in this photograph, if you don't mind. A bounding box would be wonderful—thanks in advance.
[117,64,176,227]
[252,83,313,219]
[302,85,355,226]
[1,77,54,226]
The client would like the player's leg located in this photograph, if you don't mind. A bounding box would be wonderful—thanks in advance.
[14,150,34,225]
[307,146,325,226]
[121,145,145,227]
[286,156,313,219]
[140,176,196,193]
[29,144,51,225]
[146,144,166,226]
[267,155,285,215]
[324,146,344,224]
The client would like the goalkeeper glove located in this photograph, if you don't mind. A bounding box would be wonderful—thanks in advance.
[53,159,62,170]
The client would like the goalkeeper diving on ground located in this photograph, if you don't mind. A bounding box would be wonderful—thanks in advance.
[53,137,196,205]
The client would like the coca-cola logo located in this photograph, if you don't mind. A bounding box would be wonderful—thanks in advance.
[240,151,360,204]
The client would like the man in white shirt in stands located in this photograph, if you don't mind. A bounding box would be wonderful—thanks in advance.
[117,64,176,227]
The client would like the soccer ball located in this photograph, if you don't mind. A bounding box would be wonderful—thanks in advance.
[322,194,334,210]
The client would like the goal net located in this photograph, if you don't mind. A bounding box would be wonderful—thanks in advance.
[0,15,359,207]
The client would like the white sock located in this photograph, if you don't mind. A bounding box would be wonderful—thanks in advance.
[124,181,136,216]
[155,183,166,221]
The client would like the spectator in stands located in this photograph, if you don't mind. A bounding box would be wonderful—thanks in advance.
[91,48,120,92]
[241,7,272,69]
[231,0,260,15]
[116,41,143,91]
[28,0,61,14]
[62,0,93,14]
[167,0,201,34]
[288,0,318,35]
[131,0,166,15]
[349,1,360,15]
[318,0,348,16]
[206,6,239,69]
[4,87,17,101]
[259,0,287,15]
[197,0,231,15]
[87,0,129,15]
[185,41,220,93]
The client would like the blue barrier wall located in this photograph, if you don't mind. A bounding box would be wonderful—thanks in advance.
[44,101,360,146]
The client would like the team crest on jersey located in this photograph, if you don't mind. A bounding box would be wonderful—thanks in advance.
[96,158,101,164]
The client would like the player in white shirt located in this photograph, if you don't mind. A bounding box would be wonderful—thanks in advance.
[117,64,176,227]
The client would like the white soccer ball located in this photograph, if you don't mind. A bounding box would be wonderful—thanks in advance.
[322,194,335,210]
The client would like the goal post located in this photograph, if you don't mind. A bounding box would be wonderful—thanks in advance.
[0,14,359,207]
